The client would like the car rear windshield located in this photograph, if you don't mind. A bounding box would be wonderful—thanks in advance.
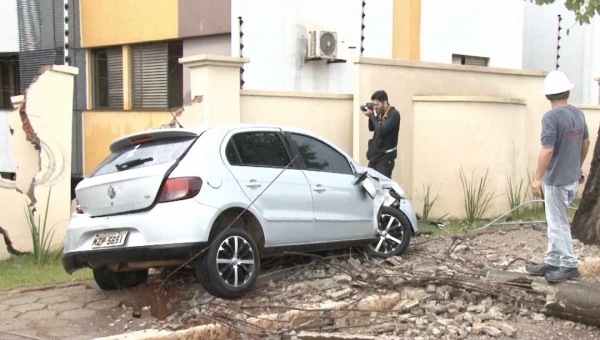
[90,136,196,177]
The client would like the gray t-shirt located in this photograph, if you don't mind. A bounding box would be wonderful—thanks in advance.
[541,105,589,186]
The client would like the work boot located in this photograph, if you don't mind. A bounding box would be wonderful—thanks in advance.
[545,267,580,283]
[525,263,559,276]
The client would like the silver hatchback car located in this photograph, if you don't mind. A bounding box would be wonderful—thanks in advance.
[63,125,417,298]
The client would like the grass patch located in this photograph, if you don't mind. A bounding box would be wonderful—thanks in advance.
[0,254,92,291]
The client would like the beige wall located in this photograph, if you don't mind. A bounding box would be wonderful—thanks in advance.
[83,111,173,177]
[79,55,600,222]
[412,97,527,218]
[353,59,549,218]
[240,91,354,154]
[0,66,77,260]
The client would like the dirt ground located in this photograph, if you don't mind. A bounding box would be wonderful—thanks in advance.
[3,225,600,340]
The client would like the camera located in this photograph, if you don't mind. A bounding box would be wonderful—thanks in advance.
[360,102,374,112]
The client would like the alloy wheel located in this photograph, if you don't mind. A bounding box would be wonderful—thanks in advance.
[369,213,405,255]
[216,235,255,287]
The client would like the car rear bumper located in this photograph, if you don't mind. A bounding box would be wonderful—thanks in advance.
[64,199,219,254]
[62,242,208,274]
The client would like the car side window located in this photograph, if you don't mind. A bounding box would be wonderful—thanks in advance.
[291,134,353,175]
[226,132,291,168]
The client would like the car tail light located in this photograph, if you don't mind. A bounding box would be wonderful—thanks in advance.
[130,135,153,145]
[75,199,84,214]
[158,177,203,203]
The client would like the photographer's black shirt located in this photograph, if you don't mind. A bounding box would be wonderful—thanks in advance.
[367,107,400,162]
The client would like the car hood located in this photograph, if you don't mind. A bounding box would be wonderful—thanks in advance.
[356,165,408,199]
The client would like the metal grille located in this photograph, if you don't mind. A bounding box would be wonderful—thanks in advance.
[132,43,168,109]
[40,0,55,49]
[464,56,489,67]
[18,49,63,93]
[107,48,124,109]
[17,0,42,51]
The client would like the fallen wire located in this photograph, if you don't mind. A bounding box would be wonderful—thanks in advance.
[502,257,535,271]
[0,330,45,340]
[159,155,299,290]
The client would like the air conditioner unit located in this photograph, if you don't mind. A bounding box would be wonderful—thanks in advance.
[307,30,338,60]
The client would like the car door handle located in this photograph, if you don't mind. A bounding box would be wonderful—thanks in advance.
[313,185,326,192]
[246,180,262,188]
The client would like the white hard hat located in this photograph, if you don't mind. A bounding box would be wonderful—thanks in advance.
[543,70,574,95]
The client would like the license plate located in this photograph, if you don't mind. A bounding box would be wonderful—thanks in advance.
[91,231,128,248]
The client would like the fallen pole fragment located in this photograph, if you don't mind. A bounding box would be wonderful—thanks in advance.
[486,270,600,327]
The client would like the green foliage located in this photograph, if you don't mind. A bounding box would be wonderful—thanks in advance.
[0,254,92,291]
[531,0,600,25]
[459,167,496,224]
[25,188,59,265]
[422,183,440,222]
[506,177,526,220]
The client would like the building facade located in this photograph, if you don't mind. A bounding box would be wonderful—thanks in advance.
[80,0,231,175]
[1,0,598,179]
[233,0,526,94]
[523,2,600,104]
[234,0,599,103]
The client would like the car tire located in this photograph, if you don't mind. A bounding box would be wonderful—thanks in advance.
[93,268,149,291]
[365,206,412,258]
[195,228,259,299]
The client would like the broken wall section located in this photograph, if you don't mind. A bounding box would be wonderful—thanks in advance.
[0,65,78,260]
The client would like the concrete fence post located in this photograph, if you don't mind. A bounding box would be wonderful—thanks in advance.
[179,55,249,126]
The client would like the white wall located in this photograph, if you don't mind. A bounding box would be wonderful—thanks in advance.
[183,34,232,102]
[522,2,599,104]
[420,0,524,69]
[0,110,16,173]
[0,0,19,53]
[231,0,393,94]
[590,17,600,105]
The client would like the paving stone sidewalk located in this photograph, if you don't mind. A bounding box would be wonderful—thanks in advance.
[0,282,152,340]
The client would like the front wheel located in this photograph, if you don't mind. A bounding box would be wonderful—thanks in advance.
[365,207,412,257]
[195,228,259,299]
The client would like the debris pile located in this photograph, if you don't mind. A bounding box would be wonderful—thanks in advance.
[118,227,600,340]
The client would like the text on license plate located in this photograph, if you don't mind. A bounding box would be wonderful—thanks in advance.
[92,231,128,248]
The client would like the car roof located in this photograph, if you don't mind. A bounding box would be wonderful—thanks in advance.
[152,124,323,139]
[114,124,349,158]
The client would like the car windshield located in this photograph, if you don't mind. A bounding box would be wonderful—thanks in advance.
[90,136,196,177]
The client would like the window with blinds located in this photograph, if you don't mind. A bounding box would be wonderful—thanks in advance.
[0,55,20,110]
[92,47,124,109]
[131,41,183,109]
[452,54,489,67]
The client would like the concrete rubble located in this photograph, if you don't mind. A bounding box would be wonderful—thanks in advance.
[89,226,600,340]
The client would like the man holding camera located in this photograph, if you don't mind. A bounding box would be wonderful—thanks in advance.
[361,90,401,178]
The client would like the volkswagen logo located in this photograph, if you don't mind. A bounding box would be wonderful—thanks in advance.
[107,185,116,200]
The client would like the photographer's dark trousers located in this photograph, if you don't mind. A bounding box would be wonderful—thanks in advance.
[368,157,395,178]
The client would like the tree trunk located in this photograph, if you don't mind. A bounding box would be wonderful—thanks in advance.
[0,226,29,256]
[487,270,600,327]
[572,127,600,244]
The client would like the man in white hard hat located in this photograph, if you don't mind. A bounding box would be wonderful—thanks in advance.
[527,70,590,282]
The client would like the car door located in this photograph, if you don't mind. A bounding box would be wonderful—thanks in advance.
[287,132,375,242]
[222,128,315,246]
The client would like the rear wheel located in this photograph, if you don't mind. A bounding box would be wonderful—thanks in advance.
[365,207,412,257]
[93,268,148,291]
[195,228,259,299]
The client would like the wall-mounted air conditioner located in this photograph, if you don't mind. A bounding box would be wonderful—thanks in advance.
[306,30,338,60]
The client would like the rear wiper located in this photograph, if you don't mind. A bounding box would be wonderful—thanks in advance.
[116,157,154,171]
